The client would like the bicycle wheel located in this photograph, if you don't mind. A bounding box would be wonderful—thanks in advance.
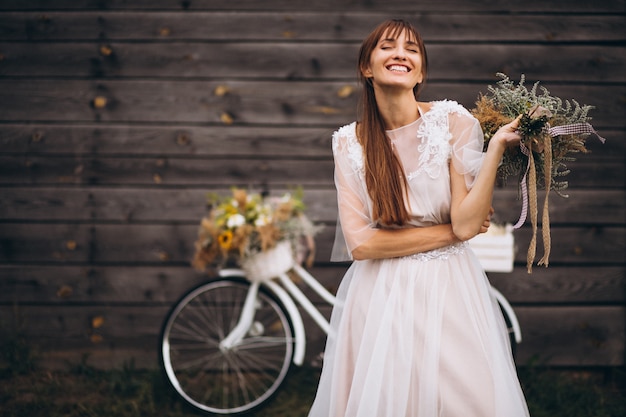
[160,277,294,415]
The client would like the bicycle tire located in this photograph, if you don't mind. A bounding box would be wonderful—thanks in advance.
[497,301,518,358]
[159,277,295,415]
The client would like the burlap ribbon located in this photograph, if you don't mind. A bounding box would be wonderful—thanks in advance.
[513,122,605,273]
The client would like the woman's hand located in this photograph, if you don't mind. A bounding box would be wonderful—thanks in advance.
[479,207,495,234]
[488,116,522,152]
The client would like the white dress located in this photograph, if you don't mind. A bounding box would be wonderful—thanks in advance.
[308,100,530,417]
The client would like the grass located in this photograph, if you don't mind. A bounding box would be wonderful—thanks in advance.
[1,336,625,417]
[518,365,626,417]
[0,361,319,417]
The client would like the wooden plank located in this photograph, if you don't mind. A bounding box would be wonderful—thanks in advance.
[0,0,333,12]
[0,81,622,128]
[0,187,623,225]
[0,265,341,304]
[0,265,209,304]
[1,12,624,42]
[0,223,623,265]
[0,124,335,157]
[0,223,92,263]
[511,226,626,266]
[1,155,622,188]
[340,0,626,13]
[1,304,622,367]
[514,306,625,366]
[0,0,623,13]
[487,266,625,304]
[1,124,621,161]
[0,79,359,126]
[3,305,168,347]
[1,264,623,305]
[491,189,626,225]
[2,42,624,82]
[0,187,339,222]
[0,156,337,186]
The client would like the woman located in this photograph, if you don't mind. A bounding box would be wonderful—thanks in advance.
[308,19,530,417]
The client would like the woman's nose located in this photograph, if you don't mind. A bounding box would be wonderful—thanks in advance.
[393,47,407,59]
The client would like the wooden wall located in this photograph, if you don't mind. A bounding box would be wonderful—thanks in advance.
[0,1,624,369]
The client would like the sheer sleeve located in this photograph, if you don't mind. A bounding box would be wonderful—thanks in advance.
[329,124,378,262]
[448,109,485,190]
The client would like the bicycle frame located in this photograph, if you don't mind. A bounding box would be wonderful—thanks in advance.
[490,286,522,344]
[218,242,522,369]
[218,264,337,366]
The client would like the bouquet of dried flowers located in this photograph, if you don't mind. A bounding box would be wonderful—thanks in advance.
[192,187,321,272]
[472,73,604,273]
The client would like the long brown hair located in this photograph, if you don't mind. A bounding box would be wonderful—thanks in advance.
[357,19,428,226]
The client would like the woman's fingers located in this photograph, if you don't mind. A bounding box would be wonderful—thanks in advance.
[479,207,493,234]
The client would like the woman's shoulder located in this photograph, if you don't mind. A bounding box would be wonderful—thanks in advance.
[332,121,358,150]
[425,100,479,130]
[333,121,357,139]
[427,100,473,118]
[331,122,364,170]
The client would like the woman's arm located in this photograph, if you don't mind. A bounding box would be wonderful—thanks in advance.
[450,117,521,241]
[351,209,493,260]
[351,224,459,260]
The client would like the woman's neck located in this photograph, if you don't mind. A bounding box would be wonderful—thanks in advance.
[374,90,421,130]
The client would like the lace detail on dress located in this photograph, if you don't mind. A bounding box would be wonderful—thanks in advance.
[332,101,473,181]
[332,122,364,175]
[401,241,468,262]
[407,100,471,181]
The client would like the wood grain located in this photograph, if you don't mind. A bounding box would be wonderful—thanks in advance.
[1,304,622,367]
[0,187,623,224]
[1,42,623,82]
[1,12,624,42]
[1,124,622,159]
[0,223,623,265]
[0,80,622,128]
[1,264,623,304]
[0,0,623,12]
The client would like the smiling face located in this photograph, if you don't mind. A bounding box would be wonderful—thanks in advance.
[358,20,428,97]
[363,29,424,90]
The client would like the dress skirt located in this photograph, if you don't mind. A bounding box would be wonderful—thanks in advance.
[308,242,530,417]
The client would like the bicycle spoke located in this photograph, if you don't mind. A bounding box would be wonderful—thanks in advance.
[239,353,286,376]
[189,293,230,339]
[173,350,224,371]
[170,319,219,345]
[200,287,235,340]
[223,351,255,407]
[236,336,290,349]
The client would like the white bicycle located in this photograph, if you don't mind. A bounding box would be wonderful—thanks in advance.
[159,234,521,415]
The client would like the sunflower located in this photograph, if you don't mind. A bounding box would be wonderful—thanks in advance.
[218,230,233,250]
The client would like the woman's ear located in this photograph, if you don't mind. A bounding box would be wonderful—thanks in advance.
[361,64,373,78]
[417,64,426,84]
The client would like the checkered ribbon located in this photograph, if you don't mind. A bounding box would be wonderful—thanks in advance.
[547,122,606,144]
[512,142,531,229]
[512,122,606,230]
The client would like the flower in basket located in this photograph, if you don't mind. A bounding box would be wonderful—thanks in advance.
[192,187,322,274]
[471,73,605,273]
